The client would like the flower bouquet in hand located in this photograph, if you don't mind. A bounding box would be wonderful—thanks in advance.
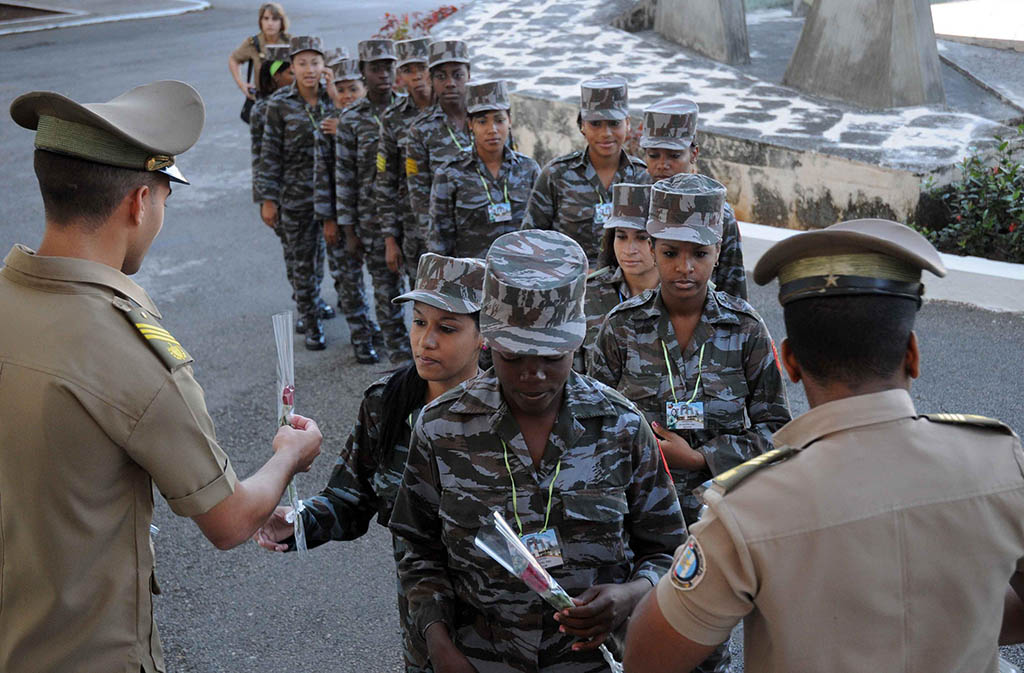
[273,311,307,554]
[474,511,623,672]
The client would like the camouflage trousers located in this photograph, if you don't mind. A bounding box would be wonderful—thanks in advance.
[392,535,434,673]
[360,230,409,353]
[324,239,376,346]
[272,218,324,303]
[401,232,426,284]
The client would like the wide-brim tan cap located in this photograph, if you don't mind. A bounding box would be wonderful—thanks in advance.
[466,80,510,114]
[605,182,651,230]
[393,253,485,313]
[396,37,430,68]
[428,40,470,68]
[331,58,362,82]
[580,75,629,122]
[481,230,588,356]
[641,97,699,150]
[753,218,947,306]
[358,39,397,63]
[647,174,726,245]
[289,35,324,58]
[11,80,204,185]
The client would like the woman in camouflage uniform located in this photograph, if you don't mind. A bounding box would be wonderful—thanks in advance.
[390,230,685,673]
[255,253,485,673]
[640,98,747,299]
[427,80,540,259]
[588,174,790,673]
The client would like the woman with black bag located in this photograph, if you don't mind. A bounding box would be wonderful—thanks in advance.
[229,2,291,123]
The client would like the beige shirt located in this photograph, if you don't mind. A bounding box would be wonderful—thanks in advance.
[0,245,238,673]
[231,32,292,82]
[656,388,1024,673]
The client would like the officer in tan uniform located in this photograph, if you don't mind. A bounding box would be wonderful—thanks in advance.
[622,218,1024,673]
[0,81,323,673]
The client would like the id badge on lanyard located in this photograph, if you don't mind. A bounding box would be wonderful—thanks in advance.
[662,340,707,431]
[488,202,512,223]
[594,201,612,225]
[520,528,564,569]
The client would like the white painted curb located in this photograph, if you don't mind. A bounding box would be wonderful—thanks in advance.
[0,0,209,36]
[739,221,1024,314]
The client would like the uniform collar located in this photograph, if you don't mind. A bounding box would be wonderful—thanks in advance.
[570,148,634,172]
[632,287,739,327]
[283,83,332,106]
[773,388,917,450]
[447,369,617,420]
[2,244,162,317]
[472,146,519,171]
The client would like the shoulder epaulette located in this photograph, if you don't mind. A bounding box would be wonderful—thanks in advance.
[628,154,647,168]
[923,413,1015,435]
[550,150,583,165]
[587,265,611,281]
[715,290,758,317]
[712,446,799,494]
[111,297,194,372]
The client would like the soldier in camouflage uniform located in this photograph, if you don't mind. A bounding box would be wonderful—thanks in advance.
[256,253,487,673]
[404,40,473,256]
[318,39,410,363]
[376,37,434,280]
[639,98,747,299]
[389,230,685,673]
[258,36,374,351]
[576,183,658,372]
[427,80,540,259]
[587,175,789,673]
[522,76,647,267]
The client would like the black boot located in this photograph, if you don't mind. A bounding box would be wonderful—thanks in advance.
[317,298,336,320]
[304,318,326,350]
[295,316,306,334]
[354,341,379,364]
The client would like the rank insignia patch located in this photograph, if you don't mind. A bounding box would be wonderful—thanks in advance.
[405,157,419,176]
[112,297,194,371]
[376,152,386,172]
[671,536,705,591]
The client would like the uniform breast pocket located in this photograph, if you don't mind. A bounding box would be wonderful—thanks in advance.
[556,202,596,239]
[703,372,750,433]
[616,373,664,417]
[438,489,509,572]
[559,490,628,566]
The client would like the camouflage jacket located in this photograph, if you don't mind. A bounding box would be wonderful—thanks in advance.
[256,83,336,210]
[315,93,404,234]
[389,370,685,672]
[521,149,647,265]
[427,147,541,259]
[301,374,418,546]
[249,96,271,204]
[405,104,473,241]
[574,266,649,372]
[374,95,428,240]
[587,287,790,522]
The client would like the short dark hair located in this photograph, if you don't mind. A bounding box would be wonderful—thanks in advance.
[783,295,918,384]
[597,228,619,271]
[34,150,159,228]
[468,108,511,124]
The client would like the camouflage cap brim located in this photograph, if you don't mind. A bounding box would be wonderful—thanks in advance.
[580,107,629,122]
[603,214,647,230]
[640,135,694,150]
[466,101,511,114]
[392,289,481,314]
[647,220,721,245]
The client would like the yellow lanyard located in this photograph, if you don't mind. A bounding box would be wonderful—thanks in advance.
[661,340,705,404]
[446,125,465,151]
[501,439,561,537]
[475,168,509,206]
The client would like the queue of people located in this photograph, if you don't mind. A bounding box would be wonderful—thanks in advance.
[1,5,1023,673]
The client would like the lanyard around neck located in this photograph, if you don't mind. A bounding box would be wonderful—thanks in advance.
[662,340,705,404]
[446,124,466,151]
[475,168,509,206]
[502,439,561,537]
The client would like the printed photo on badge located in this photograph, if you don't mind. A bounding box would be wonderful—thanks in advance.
[594,202,612,224]
[488,201,512,223]
[521,528,564,569]
[666,400,704,430]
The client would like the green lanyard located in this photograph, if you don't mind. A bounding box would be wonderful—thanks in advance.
[475,168,509,206]
[661,340,705,404]
[501,439,561,537]
[447,125,466,151]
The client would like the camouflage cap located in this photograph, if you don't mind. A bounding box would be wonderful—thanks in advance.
[265,44,292,64]
[393,253,485,314]
[331,58,362,82]
[466,80,510,115]
[358,39,397,63]
[641,98,699,150]
[604,183,652,231]
[753,219,947,307]
[428,40,470,68]
[289,35,324,59]
[396,37,430,68]
[647,174,726,245]
[324,46,349,66]
[580,75,629,122]
[481,230,588,356]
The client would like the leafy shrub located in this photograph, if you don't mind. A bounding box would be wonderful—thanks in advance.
[375,5,458,40]
[915,125,1024,264]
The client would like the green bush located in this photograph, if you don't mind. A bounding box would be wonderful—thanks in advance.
[915,125,1024,264]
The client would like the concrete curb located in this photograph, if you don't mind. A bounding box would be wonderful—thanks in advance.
[739,221,1024,314]
[0,0,209,36]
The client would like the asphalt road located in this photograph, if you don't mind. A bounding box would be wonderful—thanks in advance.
[3,3,1024,671]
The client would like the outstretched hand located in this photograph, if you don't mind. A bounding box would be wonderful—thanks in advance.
[554,581,651,651]
[253,505,294,551]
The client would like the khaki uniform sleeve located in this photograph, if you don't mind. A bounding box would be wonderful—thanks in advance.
[230,38,256,64]
[125,367,238,517]
[654,503,755,646]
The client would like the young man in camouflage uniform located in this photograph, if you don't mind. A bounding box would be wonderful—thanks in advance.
[427,80,540,259]
[375,37,434,280]
[639,98,747,299]
[588,174,789,673]
[318,39,409,363]
[522,76,647,267]
[258,36,374,352]
[390,229,686,673]
[404,40,473,256]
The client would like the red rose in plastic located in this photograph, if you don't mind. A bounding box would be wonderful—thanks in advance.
[282,385,295,406]
[520,564,552,595]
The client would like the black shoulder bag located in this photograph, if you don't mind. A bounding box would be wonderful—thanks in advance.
[240,34,260,124]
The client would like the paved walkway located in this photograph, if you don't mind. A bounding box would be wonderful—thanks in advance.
[0,0,208,36]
